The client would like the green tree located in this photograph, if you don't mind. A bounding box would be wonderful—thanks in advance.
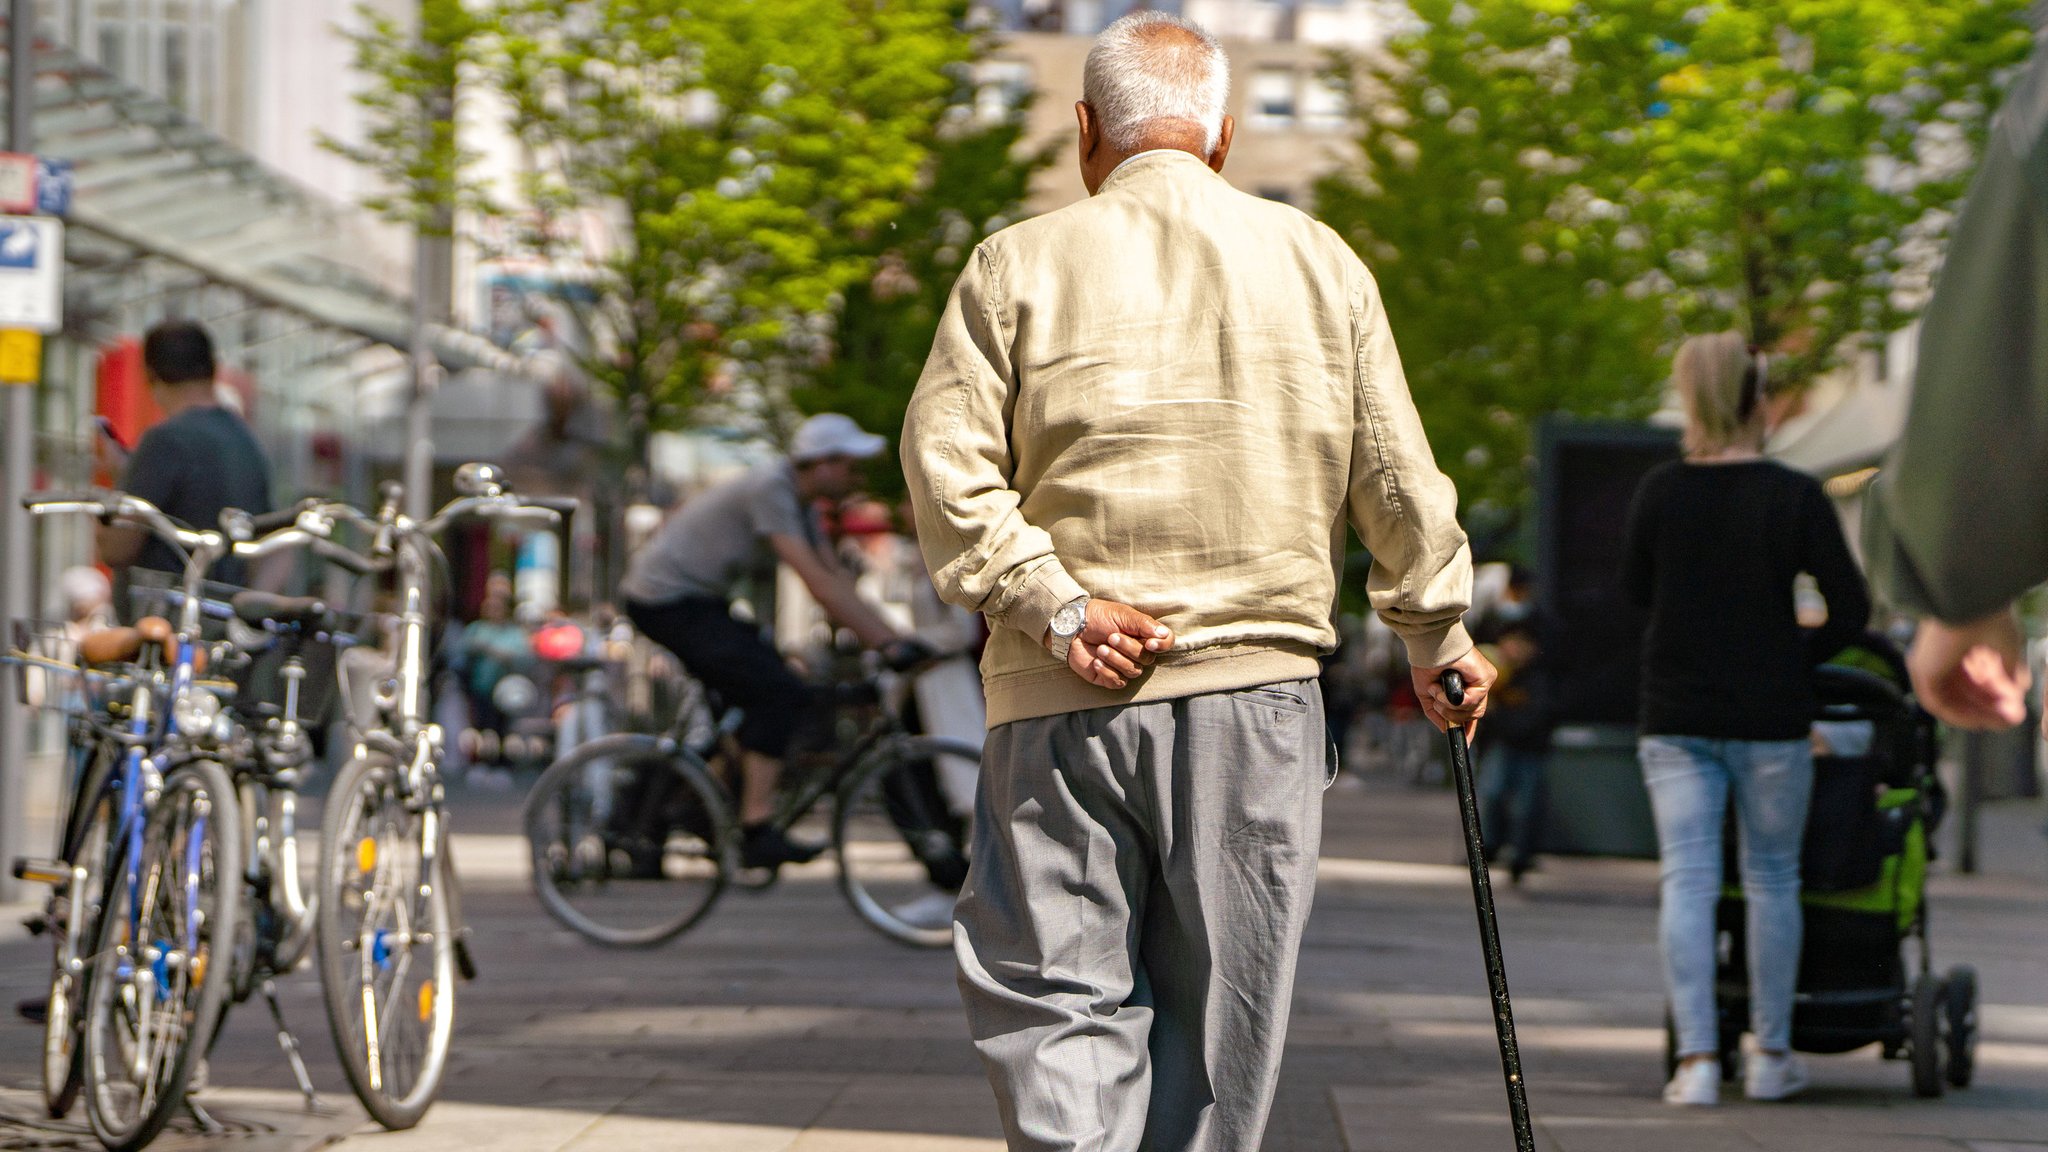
[793,85,1056,499]
[319,0,493,234]
[487,0,992,475]
[1318,0,2032,511]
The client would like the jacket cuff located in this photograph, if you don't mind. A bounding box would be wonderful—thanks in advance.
[1004,560,1090,646]
[1398,619,1475,671]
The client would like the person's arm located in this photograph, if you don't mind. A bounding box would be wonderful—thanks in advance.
[1801,481,1872,666]
[1863,45,2048,730]
[1343,267,1489,730]
[771,533,902,649]
[901,244,1171,689]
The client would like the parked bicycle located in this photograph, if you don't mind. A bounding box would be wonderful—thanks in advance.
[294,464,570,1130]
[523,655,978,950]
[15,491,245,1151]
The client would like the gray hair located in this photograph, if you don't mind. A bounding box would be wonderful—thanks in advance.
[1082,11,1230,154]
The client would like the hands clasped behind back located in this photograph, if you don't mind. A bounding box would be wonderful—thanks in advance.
[1051,599,1176,689]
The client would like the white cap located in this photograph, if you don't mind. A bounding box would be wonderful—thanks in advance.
[790,413,887,463]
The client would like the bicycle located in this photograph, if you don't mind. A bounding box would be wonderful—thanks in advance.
[523,653,979,950]
[294,464,569,1130]
[8,618,154,1122]
[17,491,246,1151]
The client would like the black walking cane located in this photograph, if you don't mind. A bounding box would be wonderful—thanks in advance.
[1440,669,1536,1152]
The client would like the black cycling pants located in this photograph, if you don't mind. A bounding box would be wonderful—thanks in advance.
[625,596,811,759]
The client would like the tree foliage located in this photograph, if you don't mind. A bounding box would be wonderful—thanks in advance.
[792,87,1055,499]
[320,0,493,233]
[1318,0,2032,510]
[487,0,1004,468]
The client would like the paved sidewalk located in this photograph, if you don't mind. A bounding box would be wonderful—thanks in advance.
[4,772,2044,1151]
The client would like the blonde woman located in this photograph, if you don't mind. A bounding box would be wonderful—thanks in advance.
[1622,331,1871,1106]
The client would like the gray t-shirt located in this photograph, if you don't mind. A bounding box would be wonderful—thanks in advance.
[621,460,815,605]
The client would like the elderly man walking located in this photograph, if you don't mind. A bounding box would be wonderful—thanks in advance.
[902,11,1494,1151]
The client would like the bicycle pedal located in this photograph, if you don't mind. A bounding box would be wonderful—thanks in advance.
[12,856,67,886]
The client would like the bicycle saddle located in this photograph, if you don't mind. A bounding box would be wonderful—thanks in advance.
[77,616,177,666]
[231,590,331,629]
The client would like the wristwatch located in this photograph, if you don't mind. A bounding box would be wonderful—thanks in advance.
[1048,596,1091,663]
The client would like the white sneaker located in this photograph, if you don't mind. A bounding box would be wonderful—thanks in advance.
[1663,1059,1720,1106]
[1744,1051,1809,1101]
[889,891,958,932]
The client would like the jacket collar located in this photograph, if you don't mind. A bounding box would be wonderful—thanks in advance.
[1096,148,1221,196]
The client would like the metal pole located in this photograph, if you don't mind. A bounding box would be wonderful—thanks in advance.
[0,0,36,903]
[405,233,435,521]
[402,1,454,522]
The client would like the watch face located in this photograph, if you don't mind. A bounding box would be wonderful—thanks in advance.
[1054,601,1086,636]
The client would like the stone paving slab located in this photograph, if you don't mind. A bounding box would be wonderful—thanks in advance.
[3,780,2041,1152]
[0,1087,356,1152]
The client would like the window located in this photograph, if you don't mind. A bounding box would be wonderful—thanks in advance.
[165,28,189,110]
[1301,75,1348,131]
[97,26,126,76]
[1249,68,1297,128]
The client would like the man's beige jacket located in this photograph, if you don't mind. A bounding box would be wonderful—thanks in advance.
[902,150,1473,727]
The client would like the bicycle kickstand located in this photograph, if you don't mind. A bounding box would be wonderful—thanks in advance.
[263,977,323,1110]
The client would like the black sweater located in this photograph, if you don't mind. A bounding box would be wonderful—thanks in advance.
[1622,460,1871,740]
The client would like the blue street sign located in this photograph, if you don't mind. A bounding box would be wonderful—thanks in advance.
[0,219,39,269]
[34,158,71,218]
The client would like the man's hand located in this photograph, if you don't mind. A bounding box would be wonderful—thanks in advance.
[1413,646,1496,740]
[1908,611,2032,730]
[1046,600,1175,689]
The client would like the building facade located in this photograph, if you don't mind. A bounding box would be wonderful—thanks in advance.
[980,0,1389,212]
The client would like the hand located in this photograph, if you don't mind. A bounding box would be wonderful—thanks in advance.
[1908,612,2031,730]
[880,636,939,673]
[1048,600,1175,689]
[1413,646,1496,741]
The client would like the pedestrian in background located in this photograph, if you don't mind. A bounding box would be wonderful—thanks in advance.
[1863,28,2048,734]
[902,12,1493,1150]
[1623,331,1872,1106]
[99,319,274,602]
[1476,609,1555,883]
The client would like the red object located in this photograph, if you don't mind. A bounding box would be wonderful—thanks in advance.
[838,501,894,536]
[95,338,160,456]
[532,622,585,663]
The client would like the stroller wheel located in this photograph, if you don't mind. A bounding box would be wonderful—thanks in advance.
[1945,966,1978,1088]
[1910,974,1946,1097]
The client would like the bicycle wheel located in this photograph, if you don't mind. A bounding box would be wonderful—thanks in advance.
[316,755,456,1131]
[834,735,979,949]
[83,760,242,1152]
[524,734,730,948]
[42,775,114,1118]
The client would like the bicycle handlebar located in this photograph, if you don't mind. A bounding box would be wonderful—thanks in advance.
[27,488,217,555]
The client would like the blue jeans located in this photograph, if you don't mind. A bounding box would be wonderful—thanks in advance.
[1478,744,1547,867]
[1639,736,1813,1057]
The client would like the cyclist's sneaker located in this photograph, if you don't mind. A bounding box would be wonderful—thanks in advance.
[740,823,825,870]
[890,891,958,933]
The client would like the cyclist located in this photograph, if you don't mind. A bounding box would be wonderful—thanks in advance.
[619,413,933,869]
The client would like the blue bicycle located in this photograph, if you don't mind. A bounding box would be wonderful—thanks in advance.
[21,492,245,1151]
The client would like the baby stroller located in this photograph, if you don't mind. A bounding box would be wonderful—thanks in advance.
[1662,652,1980,1097]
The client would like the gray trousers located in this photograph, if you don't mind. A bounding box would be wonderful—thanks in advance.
[955,680,1330,1152]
